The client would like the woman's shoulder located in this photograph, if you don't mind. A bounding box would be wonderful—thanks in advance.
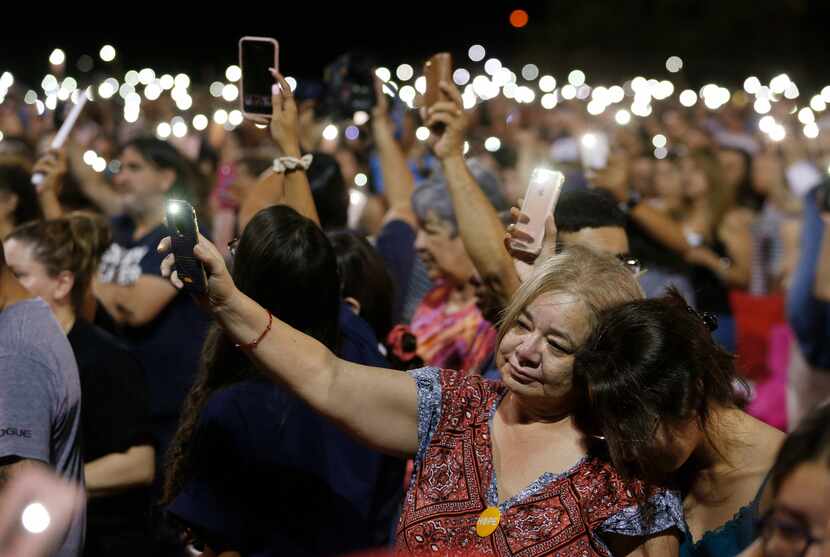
[410,367,503,429]
[571,457,686,539]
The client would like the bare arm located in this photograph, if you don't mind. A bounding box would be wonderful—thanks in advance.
[814,216,830,301]
[604,531,680,557]
[84,445,155,498]
[238,170,285,232]
[717,209,754,288]
[372,76,417,228]
[282,170,320,226]
[94,275,178,327]
[443,155,521,302]
[240,71,320,230]
[593,157,690,255]
[159,235,421,457]
[0,457,38,491]
[426,81,521,304]
[628,203,693,254]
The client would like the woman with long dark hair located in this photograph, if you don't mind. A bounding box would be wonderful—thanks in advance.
[164,205,401,556]
[573,288,786,556]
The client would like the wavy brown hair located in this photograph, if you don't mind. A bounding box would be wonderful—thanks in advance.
[573,287,745,481]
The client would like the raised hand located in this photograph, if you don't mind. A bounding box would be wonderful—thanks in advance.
[32,148,68,195]
[504,204,558,282]
[158,233,237,311]
[251,69,301,158]
[424,82,469,160]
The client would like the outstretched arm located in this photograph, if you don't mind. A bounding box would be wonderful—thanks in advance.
[158,234,420,457]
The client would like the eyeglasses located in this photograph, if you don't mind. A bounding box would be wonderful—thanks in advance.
[758,509,825,557]
[228,237,239,259]
[616,254,643,276]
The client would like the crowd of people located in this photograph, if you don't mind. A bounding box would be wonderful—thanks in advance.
[0,43,828,557]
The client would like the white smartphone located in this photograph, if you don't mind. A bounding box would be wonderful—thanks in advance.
[579,132,609,172]
[513,168,565,255]
[239,36,279,119]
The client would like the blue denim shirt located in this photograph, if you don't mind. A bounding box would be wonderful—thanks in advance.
[786,187,830,369]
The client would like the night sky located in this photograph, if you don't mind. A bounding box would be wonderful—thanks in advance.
[2,1,829,90]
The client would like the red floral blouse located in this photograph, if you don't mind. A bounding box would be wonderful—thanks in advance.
[395,368,683,556]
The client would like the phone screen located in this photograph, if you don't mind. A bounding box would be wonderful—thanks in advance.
[240,39,277,115]
[580,132,609,171]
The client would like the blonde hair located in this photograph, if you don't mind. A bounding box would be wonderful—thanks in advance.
[497,245,644,348]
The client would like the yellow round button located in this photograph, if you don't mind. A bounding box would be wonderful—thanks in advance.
[476,506,501,537]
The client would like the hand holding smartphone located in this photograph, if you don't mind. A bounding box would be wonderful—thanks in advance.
[512,169,565,255]
[239,36,279,119]
[165,200,208,295]
[423,53,453,109]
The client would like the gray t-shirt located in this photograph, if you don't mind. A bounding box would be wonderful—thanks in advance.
[0,299,84,556]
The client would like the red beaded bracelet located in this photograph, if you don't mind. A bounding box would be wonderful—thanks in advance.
[235,309,273,350]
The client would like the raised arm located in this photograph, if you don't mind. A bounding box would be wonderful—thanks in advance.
[592,152,691,254]
[425,81,521,304]
[32,148,68,219]
[238,170,285,233]
[158,234,420,457]
[239,71,319,231]
[371,76,417,228]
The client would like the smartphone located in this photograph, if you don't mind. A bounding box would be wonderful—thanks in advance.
[513,169,565,255]
[165,199,207,295]
[239,36,279,118]
[579,132,609,172]
[423,52,453,109]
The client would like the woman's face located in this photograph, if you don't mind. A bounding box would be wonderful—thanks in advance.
[630,157,655,197]
[681,158,710,199]
[2,238,61,308]
[654,159,683,201]
[648,418,705,476]
[752,152,782,197]
[498,290,591,405]
[414,211,475,284]
[762,461,830,557]
[718,149,748,189]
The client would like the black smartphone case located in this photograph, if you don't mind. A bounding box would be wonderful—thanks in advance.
[166,201,207,295]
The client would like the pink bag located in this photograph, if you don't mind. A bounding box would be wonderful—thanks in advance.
[745,324,790,431]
